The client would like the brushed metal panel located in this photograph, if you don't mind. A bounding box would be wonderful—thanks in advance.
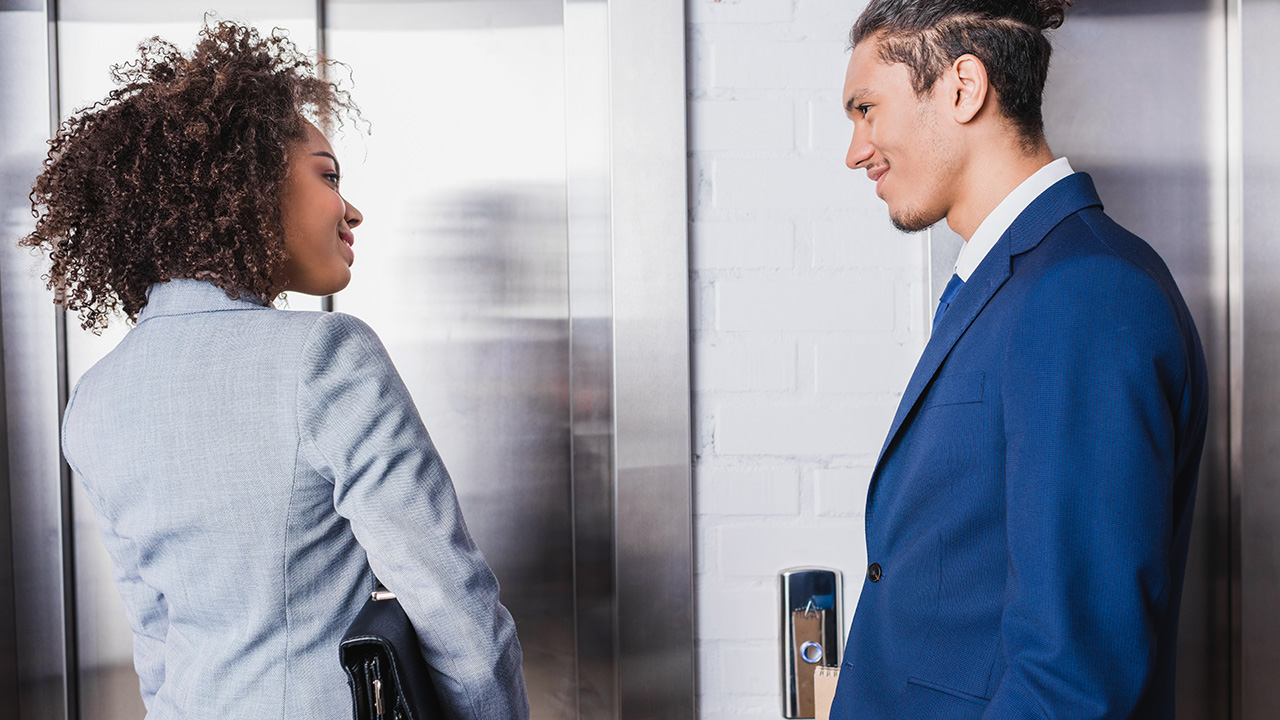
[607,0,693,717]
[1239,2,1280,717]
[0,3,70,718]
[0,245,14,718]
[1041,5,1232,718]
[1226,0,1244,715]
[323,2,577,716]
[564,1,616,716]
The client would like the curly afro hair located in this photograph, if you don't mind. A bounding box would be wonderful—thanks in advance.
[20,20,359,331]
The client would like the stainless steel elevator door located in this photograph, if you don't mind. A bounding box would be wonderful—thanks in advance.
[3,2,694,718]
[324,2,576,716]
[1041,3,1231,718]
[1240,1,1280,716]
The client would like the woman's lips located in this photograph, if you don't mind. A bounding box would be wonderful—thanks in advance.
[339,231,355,263]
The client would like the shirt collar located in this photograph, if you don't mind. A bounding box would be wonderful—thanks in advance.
[953,157,1074,281]
[138,278,270,323]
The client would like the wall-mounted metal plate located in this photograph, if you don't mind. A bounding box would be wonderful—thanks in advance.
[780,567,843,719]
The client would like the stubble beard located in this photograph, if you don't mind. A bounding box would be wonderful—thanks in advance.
[889,207,944,233]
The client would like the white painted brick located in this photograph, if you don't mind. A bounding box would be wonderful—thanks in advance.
[696,466,801,515]
[688,156,715,218]
[690,220,794,270]
[693,337,796,392]
[712,156,861,210]
[686,25,716,93]
[814,338,923,394]
[716,278,895,333]
[715,402,895,456]
[696,585,777,639]
[712,41,848,90]
[812,218,923,268]
[794,0,866,33]
[688,0,926,709]
[697,516,720,575]
[809,97,854,152]
[688,0,794,25]
[716,521,863,576]
[690,99,796,153]
[697,708,778,720]
[814,467,873,517]
[690,276,715,333]
[714,640,781,696]
[694,400,717,458]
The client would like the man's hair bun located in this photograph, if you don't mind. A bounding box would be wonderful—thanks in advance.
[985,0,1073,30]
[1032,0,1073,30]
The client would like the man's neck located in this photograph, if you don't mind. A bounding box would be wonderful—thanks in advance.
[946,143,1056,241]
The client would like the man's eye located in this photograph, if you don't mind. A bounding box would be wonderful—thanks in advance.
[856,105,871,118]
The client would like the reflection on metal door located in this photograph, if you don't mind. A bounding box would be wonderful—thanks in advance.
[1041,4,1231,717]
[0,1,691,719]
[324,2,576,713]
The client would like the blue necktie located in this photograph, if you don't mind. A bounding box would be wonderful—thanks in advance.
[932,273,965,334]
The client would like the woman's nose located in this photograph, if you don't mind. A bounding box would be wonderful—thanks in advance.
[344,199,363,229]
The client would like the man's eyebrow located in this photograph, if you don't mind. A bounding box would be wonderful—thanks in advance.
[844,90,871,114]
[312,151,341,176]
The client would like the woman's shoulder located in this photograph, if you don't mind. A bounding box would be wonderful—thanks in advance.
[296,310,382,350]
[210,305,376,349]
[294,311,397,375]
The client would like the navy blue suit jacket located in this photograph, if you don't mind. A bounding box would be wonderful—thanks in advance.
[831,173,1209,719]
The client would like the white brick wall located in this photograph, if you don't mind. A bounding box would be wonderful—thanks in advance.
[686,2,930,717]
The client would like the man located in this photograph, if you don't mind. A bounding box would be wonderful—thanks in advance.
[833,1,1209,718]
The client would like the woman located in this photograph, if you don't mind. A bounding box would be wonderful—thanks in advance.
[20,21,528,719]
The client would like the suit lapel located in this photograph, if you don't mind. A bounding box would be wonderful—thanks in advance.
[872,239,1011,467]
[867,173,1106,488]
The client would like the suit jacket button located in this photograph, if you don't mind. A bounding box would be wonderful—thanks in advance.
[867,563,882,583]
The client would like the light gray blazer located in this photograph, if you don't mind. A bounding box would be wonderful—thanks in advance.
[61,279,528,719]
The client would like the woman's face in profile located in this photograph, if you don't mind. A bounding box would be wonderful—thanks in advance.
[276,121,363,297]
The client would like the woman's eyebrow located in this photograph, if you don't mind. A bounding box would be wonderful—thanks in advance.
[312,151,341,176]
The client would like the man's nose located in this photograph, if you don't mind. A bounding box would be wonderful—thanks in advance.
[846,128,874,170]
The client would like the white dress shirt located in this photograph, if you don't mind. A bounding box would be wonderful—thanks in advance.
[952,157,1075,281]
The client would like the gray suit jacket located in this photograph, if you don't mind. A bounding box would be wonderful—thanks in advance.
[61,279,528,719]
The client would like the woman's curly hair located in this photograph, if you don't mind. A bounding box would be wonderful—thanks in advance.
[20,20,358,331]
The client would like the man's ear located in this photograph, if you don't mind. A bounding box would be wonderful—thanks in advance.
[949,54,989,124]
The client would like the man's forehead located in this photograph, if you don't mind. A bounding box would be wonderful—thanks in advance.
[843,43,882,106]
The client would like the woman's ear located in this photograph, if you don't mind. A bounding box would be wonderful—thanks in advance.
[949,53,989,124]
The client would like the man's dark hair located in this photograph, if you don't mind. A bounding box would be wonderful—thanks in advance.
[850,0,1072,148]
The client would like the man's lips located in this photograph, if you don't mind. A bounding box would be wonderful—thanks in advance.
[867,165,888,196]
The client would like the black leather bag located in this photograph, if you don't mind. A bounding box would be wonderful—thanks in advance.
[340,588,447,720]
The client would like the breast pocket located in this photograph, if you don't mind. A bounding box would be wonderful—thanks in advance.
[921,371,985,409]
